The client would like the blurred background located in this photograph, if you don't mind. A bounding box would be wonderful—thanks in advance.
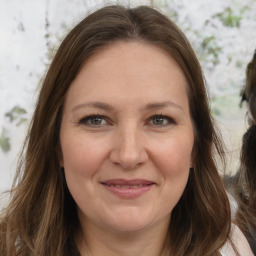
[1,0,256,193]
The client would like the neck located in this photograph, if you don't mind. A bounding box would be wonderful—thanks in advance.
[77,218,171,256]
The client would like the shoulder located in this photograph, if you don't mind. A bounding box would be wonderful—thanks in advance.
[220,224,254,256]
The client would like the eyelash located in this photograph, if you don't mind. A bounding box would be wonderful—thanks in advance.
[78,114,176,127]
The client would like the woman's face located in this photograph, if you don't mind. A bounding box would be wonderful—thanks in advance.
[59,41,194,234]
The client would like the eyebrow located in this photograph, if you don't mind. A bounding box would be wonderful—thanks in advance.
[72,101,184,113]
[72,102,114,112]
[144,101,184,112]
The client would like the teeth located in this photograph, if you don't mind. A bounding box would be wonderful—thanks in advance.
[109,184,147,188]
[130,184,143,188]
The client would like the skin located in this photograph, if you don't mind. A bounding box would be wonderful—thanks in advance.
[59,41,194,256]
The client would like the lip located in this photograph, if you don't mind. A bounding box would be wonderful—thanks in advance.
[100,179,155,199]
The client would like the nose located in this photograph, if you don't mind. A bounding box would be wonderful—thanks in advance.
[109,126,148,170]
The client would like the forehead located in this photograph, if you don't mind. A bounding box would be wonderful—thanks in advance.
[83,41,186,79]
[64,41,189,113]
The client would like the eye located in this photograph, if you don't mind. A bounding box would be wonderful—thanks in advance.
[149,115,175,126]
[79,115,108,126]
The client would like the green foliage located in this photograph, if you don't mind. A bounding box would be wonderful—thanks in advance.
[0,128,11,153]
[5,106,27,126]
[0,106,27,152]
[214,7,242,28]
[200,35,222,65]
[236,60,243,68]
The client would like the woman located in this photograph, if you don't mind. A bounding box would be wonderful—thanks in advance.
[232,50,256,254]
[0,5,252,256]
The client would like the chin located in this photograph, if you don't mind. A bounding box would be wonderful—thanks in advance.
[107,219,152,234]
[102,208,167,234]
[96,208,150,233]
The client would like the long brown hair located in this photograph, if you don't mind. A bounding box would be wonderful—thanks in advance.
[0,5,231,256]
[233,50,256,254]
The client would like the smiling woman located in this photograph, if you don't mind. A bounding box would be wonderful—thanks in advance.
[0,4,253,256]
[59,41,194,240]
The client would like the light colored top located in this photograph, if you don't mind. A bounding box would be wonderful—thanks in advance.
[220,224,254,256]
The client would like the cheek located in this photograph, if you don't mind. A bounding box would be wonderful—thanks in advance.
[61,136,109,207]
[152,138,192,211]
[154,137,193,176]
[61,135,108,178]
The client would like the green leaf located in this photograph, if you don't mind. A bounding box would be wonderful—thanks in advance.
[5,106,27,125]
[214,7,242,28]
[0,128,11,153]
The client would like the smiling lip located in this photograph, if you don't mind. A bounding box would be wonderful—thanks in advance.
[100,179,155,199]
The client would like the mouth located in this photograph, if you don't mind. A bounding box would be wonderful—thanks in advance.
[100,179,155,198]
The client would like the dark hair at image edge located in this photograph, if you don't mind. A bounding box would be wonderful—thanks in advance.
[1,5,232,256]
[233,50,256,254]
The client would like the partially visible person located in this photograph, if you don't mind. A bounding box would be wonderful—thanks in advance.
[225,50,256,255]
[0,5,253,256]
[236,50,256,254]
